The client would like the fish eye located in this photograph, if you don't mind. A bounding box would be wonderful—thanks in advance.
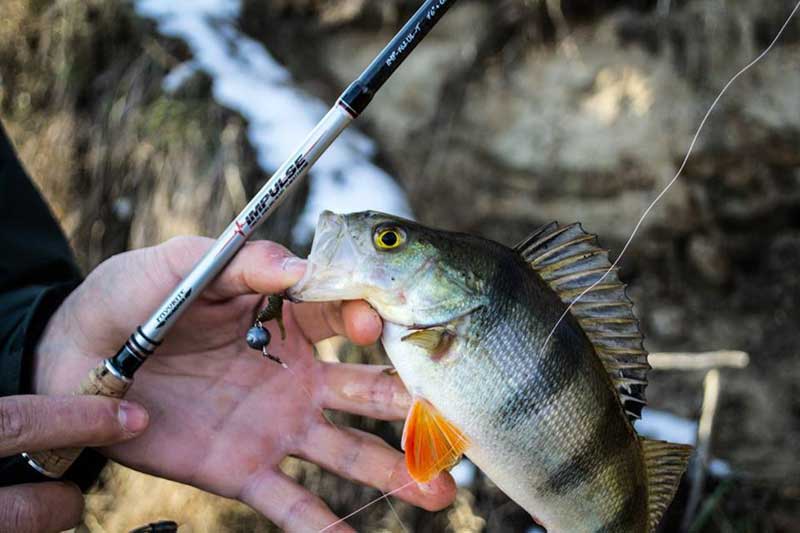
[373,225,407,251]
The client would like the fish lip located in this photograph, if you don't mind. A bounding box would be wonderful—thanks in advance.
[288,211,362,301]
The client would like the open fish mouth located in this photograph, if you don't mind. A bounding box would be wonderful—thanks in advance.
[288,211,366,302]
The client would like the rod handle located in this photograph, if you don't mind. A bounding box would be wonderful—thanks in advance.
[23,360,132,478]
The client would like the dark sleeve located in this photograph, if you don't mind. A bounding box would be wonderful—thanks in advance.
[0,121,106,490]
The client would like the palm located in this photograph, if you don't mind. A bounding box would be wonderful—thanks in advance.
[117,294,317,494]
[35,238,455,531]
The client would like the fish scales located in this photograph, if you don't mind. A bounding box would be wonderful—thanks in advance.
[431,241,647,531]
[290,211,692,533]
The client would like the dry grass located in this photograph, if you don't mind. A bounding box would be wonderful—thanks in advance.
[3,1,800,531]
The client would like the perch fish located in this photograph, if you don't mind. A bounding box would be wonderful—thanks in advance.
[289,211,692,533]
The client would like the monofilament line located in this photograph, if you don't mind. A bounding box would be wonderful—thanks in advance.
[282,361,408,532]
[541,0,800,352]
[318,480,418,532]
[317,426,471,531]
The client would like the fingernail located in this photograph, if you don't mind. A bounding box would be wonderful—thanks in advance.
[418,481,437,494]
[118,401,149,434]
[282,257,307,279]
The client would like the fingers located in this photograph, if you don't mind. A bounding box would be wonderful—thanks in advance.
[240,471,354,533]
[156,237,307,300]
[77,238,304,336]
[207,242,307,299]
[320,363,411,421]
[0,482,83,533]
[0,396,149,457]
[299,423,457,512]
[293,301,382,345]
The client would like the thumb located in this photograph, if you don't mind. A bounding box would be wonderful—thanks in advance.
[203,240,307,299]
[151,237,307,300]
[0,395,149,457]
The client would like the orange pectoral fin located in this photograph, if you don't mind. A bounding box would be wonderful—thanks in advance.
[401,399,469,484]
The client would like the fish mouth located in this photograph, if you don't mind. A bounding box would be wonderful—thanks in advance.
[288,211,366,302]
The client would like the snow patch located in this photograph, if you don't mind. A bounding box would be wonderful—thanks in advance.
[638,408,732,478]
[637,408,697,446]
[451,459,477,487]
[709,459,732,478]
[134,0,412,245]
[162,60,199,94]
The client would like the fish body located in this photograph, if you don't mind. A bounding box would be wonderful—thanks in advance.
[289,211,691,533]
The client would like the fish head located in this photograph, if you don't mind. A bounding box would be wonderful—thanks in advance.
[289,211,486,326]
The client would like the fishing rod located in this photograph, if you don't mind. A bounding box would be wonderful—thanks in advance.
[20,0,459,480]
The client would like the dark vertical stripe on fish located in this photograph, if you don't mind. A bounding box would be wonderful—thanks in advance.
[541,398,629,495]
[594,482,648,533]
[493,328,582,428]
[490,257,587,430]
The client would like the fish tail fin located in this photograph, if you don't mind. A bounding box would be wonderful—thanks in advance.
[641,438,693,532]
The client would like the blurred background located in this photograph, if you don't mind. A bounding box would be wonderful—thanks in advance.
[2,0,799,531]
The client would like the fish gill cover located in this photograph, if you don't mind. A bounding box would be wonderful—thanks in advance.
[3,0,799,531]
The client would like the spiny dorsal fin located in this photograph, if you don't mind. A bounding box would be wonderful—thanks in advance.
[640,438,693,532]
[515,222,650,421]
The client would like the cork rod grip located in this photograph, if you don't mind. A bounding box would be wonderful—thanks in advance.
[24,360,132,478]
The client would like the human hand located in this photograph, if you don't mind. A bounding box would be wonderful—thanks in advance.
[0,395,149,532]
[32,237,456,531]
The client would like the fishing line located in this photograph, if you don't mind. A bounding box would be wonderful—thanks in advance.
[281,358,409,532]
[540,0,800,355]
[384,485,408,533]
[301,4,800,531]
[319,4,800,530]
[317,423,473,531]
[319,480,418,532]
